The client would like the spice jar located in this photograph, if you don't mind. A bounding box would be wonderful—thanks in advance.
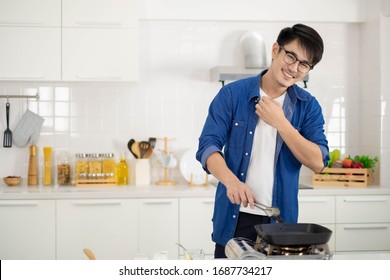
[102,153,116,179]
[57,151,71,185]
[75,153,88,180]
[88,153,102,179]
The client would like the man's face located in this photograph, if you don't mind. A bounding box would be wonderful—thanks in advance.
[271,40,311,89]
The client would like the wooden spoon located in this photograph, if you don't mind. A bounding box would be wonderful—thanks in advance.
[139,141,151,159]
[83,248,96,260]
[127,139,140,159]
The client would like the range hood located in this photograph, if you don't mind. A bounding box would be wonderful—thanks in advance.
[210,66,309,88]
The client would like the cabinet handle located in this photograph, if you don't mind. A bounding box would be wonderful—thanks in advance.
[0,76,45,80]
[75,75,123,80]
[142,201,172,205]
[343,225,388,230]
[343,198,388,203]
[0,20,46,26]
[300,199,329,203]
[72,202,122,206]
[202,201,214,205]
[0,202,38,207]
[75,21,123,27]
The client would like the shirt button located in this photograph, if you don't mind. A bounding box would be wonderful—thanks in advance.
[240,173,244,176]
[245,152,249,156]
[249,131,253,135]
[233,215,236,219]
[235,122,238,126]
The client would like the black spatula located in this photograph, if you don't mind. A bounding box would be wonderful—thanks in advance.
[3,102,12,148]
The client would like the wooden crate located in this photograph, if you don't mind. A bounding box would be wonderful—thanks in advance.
[312,167,369,187]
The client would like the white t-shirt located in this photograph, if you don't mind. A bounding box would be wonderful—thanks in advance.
[240,90,286,215]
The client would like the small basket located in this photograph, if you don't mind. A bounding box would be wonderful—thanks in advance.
[312,167,369,187]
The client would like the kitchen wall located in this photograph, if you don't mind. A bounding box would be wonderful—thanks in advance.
[0,0,389,186]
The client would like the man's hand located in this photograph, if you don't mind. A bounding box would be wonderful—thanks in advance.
[255,96,286,129]
[225,181,255,208]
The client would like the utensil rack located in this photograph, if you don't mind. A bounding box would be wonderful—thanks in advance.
[155,137,177,186]
[0,94,40,100]
[189,173,209,187]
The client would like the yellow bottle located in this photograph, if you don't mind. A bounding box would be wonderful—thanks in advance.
[43,147,52,186]
[116,154,128,185]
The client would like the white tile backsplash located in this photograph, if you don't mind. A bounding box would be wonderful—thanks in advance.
[0,19,388,186]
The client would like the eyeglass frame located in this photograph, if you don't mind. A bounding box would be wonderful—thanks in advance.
[278,45,313,74]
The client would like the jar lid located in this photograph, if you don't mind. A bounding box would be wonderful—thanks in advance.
[102,153,115,158]
[76,153,88,158]
[88,153,101,158]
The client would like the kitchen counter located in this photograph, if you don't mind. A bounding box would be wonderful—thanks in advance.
[0,180,389,200]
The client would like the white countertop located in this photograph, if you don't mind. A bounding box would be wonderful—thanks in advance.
[1,179,389,200]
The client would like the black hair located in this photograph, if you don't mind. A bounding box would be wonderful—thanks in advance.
[276,23,324,67]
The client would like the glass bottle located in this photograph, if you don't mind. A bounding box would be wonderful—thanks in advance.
[116,154,128,185]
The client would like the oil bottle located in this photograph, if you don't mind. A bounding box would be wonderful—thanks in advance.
[116,153,128,185]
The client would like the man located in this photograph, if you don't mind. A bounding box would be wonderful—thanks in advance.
[196,23,329,258]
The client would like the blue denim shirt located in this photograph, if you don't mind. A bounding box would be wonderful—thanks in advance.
[196,71,329,246]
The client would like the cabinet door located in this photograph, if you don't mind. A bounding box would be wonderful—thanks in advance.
[0,27,61,81]
[298,196,336,252]
[62,0,138,28]
[138,198,179,259]
[0,200,55,260]
[336,223,390,251]
[336,196,390,223]
[56,199,138,260]
[62,28,138,81]
[179,198,214,256]
[0,0,61,27]
[298,196,335,224]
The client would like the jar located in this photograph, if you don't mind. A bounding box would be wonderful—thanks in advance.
[88,153,102,179]
[75,153,88,180]
[102,153,116,179]
[57,151,71,185]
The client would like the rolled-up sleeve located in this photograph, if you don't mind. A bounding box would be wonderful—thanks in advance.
[196,87,233,173]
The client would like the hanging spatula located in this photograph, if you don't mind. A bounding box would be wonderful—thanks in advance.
[3,102,12,148]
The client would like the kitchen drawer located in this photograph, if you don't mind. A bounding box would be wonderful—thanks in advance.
[335,223,390,251]
[298,196,335,224]
[336,196,390,223]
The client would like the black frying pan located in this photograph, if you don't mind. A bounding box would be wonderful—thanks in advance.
[254,223,332,246]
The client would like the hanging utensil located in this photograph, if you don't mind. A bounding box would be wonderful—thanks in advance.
[139,141,151,159]
[3,101,12,148]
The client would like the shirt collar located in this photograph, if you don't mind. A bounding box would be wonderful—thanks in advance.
[249,69,309,103]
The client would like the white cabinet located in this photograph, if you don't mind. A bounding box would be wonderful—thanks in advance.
[0,0,61,81]
[62,28,138,81]
[0,200,55,260]
[61,0,138,82]
[179,197,214,257]
[0,0,61,27]
[0,27,61,81]
[298,196,336,251]
[62,0,138,28]
[0,0,138,82]
[335,195,390,252]
[138,198,179,259]
[56,199,138,260]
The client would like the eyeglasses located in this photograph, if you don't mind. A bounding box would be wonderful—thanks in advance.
[279,45,313,74]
